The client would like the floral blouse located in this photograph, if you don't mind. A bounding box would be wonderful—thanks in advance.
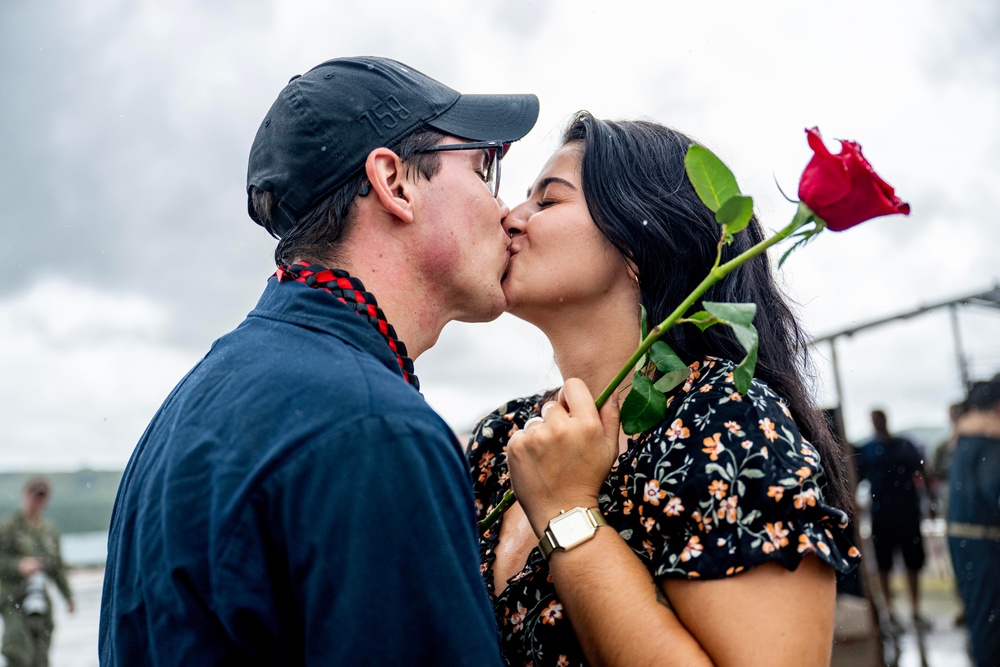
[467,357,861,667]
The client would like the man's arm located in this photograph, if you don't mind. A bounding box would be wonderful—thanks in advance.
[43,523,74,609]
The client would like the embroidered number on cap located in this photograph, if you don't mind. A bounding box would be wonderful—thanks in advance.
[357,96,412,137]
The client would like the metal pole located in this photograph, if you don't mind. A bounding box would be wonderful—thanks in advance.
[949,304,971,390]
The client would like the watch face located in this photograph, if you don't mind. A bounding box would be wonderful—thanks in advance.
[549,508,595,549]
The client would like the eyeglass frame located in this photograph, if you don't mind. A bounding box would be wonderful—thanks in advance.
[412,140,511,198]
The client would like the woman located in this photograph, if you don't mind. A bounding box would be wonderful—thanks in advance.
[468,112,860,667]
[948,376,1000,667]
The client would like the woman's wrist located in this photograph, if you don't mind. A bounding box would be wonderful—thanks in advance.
[525,496,601,539]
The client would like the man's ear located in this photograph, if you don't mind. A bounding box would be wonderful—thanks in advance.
[365,148,414,224]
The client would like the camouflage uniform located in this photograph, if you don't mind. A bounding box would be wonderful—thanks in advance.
[0,513,73,667]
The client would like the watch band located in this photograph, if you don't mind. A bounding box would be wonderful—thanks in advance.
[538,507,608,559]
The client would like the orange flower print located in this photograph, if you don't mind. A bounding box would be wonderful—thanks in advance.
[718,495,738,524]
[474,498,483,514]
[642,516,656,533]
[761,446,769,460]
[498,470,510,485]
[702,433,725,461]
[767,486,785,502]
[817,541,831,555]
[795,466,813,480]
[477,451,496,483]
[793,488,818,509]
[557,656,570,667]
[727,389,743,402]
[797,533,814,554]
[725,371,735,384]
[724,420,743,435]
[623,498,634,515]
[762,521,790,554]
[540,600,563,625]
[848,546,861,558]
[726,565,745,575]
[642,540,655,558]
[708,480,729,499]
[689,361,701,379]
[664,496,685,516]
[667,419,690,442]
[699,383,713,393]
[643,479,668,506]
[692,510,705,531]
[777,400,792,418]
[680,535,704,562]
[509,602,527,632]
[741,439,753,450]
[758,418,778,442]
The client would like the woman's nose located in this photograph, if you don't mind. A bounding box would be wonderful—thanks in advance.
[503,200,529,237]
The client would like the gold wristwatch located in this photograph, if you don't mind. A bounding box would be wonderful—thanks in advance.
[538,506,608,559]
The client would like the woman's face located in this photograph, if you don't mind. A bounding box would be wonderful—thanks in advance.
[502,142,633,322]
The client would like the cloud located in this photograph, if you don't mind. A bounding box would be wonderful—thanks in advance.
[2,0,999,467]
[0,280,201,469]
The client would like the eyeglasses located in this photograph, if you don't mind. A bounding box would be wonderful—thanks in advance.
[413,140,511,198]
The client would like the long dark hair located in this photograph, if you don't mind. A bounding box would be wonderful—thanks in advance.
[565,111,852,513]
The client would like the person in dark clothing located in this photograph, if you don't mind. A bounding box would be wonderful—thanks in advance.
[99,56,538,666]
[856,409,929,630]
[949,377,1000,667]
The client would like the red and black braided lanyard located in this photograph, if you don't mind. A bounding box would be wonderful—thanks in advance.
[276,262,419,390]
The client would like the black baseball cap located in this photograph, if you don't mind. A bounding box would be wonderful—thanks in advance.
[247,56,540,236]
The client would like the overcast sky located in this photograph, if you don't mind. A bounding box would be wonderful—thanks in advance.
[2,0,998,470]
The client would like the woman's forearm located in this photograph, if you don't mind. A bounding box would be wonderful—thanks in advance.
[547,530,714,667]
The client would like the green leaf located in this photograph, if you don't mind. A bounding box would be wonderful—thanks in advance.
[685,145,741,213]
[731,322,759,395]
[715,195,754,236]
[649,341,687,373]
[703,301,756,326]
[621,375,667,435]
[653,369,688,393]
[685,310,717,331]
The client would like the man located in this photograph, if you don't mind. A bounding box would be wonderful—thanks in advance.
[855,409,929,631]
[0,478,75,667]
[100,56,538,665]
[948,376,1000,667]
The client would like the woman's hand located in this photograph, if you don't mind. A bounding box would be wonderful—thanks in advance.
[506,378,621,536]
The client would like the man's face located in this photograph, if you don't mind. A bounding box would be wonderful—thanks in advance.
[408,137,512,323]
[23,489,48,516]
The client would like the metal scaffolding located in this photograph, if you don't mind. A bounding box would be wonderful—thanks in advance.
[809,284,1000,435]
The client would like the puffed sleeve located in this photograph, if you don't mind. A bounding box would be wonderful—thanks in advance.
[613,359,860,580]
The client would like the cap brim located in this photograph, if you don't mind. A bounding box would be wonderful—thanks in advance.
[427,94,539,143]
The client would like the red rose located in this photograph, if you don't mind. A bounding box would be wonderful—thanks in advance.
[797,127,910,231]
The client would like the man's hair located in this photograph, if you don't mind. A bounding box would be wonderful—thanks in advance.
[250,127,449,267]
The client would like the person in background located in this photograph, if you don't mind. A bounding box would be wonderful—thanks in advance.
[948,376,1000,667]
[0,478,75,667]
[856,409,930,631]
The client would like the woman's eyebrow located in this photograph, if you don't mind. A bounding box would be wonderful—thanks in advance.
[527,176,577,198]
